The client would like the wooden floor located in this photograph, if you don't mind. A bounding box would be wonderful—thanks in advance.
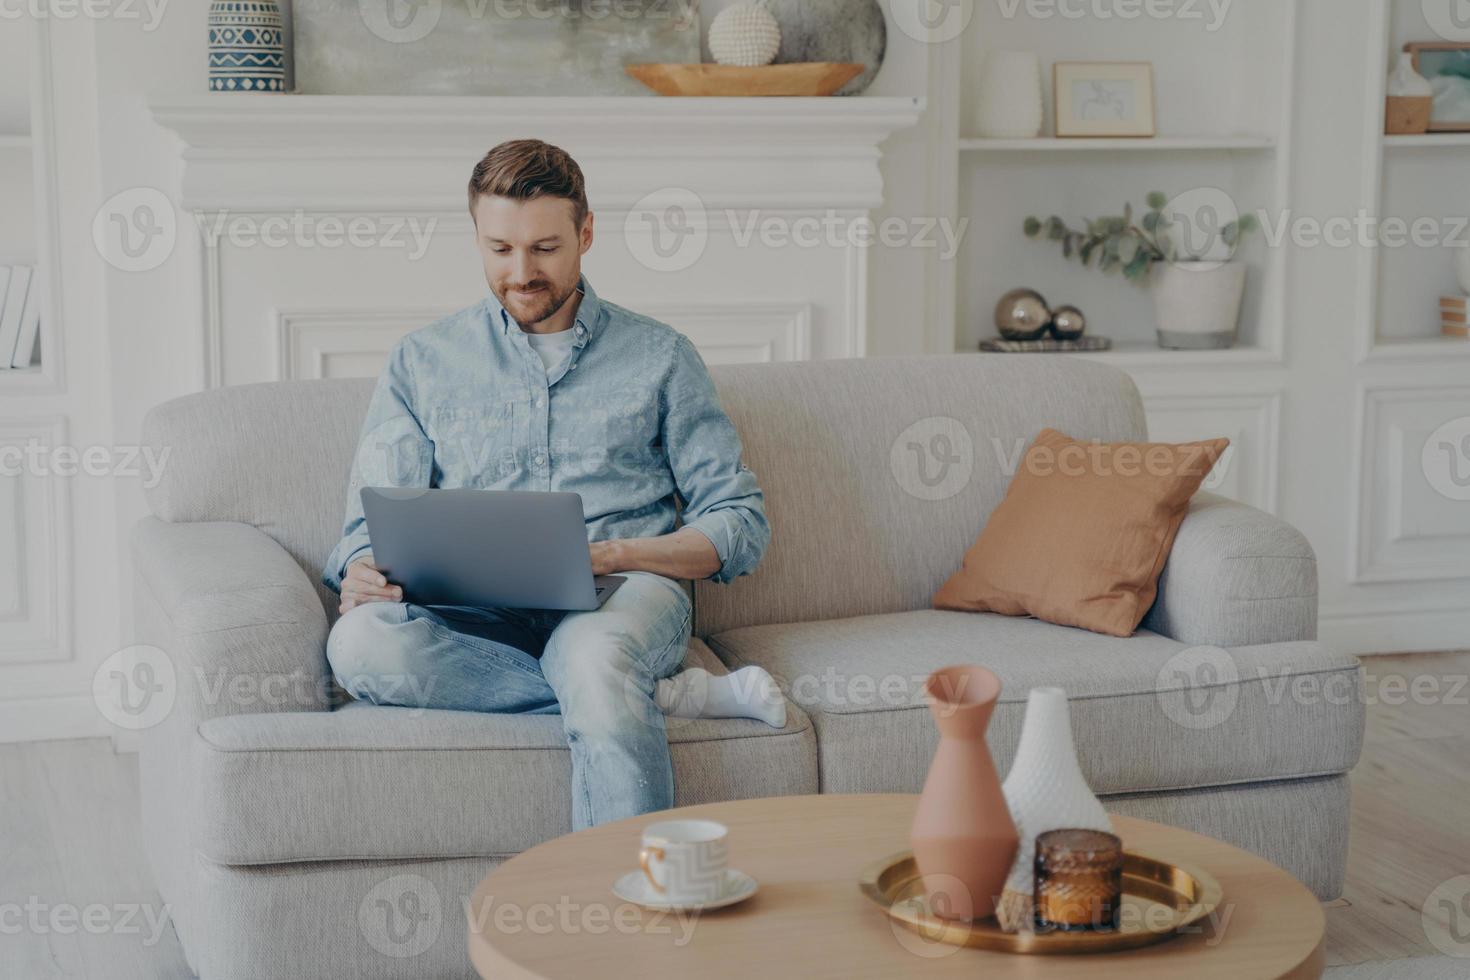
[0,651,1465,978]
[1324,650,1470,967]
[0,738,192,979]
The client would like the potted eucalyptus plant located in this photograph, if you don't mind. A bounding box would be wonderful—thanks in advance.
[1024,192,1259,349]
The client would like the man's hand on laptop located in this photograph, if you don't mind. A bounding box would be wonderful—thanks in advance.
[340,555,403,614]
[588,529,721,581]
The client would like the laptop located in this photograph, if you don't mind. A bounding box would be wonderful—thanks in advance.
[359,487,627,611]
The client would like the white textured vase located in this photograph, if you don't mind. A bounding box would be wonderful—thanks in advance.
[1152,260,1249,350]
[974,51,1043,139]
[996,687,1111,932]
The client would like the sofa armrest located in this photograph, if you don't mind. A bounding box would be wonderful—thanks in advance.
[130,517,332,721]
[1142,493,1318,647]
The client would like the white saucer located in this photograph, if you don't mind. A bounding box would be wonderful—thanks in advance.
[611,868,759,911]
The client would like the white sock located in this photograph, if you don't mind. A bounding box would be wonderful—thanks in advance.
[655,666,786,729]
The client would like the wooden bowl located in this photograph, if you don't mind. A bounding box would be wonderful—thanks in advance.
[625,62,864,97]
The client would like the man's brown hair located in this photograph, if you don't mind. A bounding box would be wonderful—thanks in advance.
[467,139,588,231]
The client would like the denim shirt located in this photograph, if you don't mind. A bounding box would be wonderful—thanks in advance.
[321,274,771,593]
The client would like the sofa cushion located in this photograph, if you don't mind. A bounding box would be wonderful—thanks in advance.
[932,428,1229,637]
[706,610,1363,796]
[193,640,816,865]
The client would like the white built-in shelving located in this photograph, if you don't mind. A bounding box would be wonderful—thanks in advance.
[947,0,1299,369]
[1357,0,1470,361]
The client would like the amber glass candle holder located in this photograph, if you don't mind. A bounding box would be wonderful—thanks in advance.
[1034,828,1124,931]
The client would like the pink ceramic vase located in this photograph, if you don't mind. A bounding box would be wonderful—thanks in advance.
[910,665,1019,921]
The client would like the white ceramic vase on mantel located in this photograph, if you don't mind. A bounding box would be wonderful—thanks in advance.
[1152,260,1249,350]
[996,687,1112,932]
[974,51,1043,139]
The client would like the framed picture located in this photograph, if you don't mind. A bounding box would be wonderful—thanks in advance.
[1406,42,1470,132]
[1053,62,1156,138]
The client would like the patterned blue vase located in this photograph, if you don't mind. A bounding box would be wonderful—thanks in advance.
[209,1,287,92]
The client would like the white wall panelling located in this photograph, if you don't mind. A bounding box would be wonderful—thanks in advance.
[275,308,459,381]
[0,415,70,663]
[635,302,812,365]
[1142,392,1283,514]
[1351,383,1470,584]
[274,301,813,382]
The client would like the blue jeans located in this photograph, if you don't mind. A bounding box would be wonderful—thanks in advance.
[324,571,693,830]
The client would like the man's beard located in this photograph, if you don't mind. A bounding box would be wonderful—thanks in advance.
[496,277,574,327]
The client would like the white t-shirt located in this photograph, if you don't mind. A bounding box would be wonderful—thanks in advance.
[523,327,578,380]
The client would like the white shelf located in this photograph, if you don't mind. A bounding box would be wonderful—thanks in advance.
[1383,133,1470,149]
[149,93,926,212]
[970,342,1279,368]
[959,135,1276,153]
[1365,335,1470,362]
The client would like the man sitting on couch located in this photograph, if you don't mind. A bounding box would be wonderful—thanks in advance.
[320,139,783,831]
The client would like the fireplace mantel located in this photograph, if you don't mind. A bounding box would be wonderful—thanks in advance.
[148,94,925,213]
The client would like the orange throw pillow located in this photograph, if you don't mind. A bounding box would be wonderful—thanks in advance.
[933,428,1229,637]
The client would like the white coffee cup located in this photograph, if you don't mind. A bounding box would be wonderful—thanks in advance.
[638,819,729,904]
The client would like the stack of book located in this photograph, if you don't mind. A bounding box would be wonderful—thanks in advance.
[0,264,41,370]
[1444,294,1468,339]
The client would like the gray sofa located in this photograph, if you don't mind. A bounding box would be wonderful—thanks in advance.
[131,354,1363,979]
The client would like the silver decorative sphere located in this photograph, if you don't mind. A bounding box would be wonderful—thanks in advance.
[1050,305,1087,341]
[994,288,1051,341]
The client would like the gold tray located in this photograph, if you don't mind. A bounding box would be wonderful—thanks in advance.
[858,849,1223,955]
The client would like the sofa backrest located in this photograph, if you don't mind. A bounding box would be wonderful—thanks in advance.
[140,356,1146,632]
[693,355,1145,635]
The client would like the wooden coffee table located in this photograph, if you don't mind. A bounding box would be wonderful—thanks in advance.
[467,793,1324,979]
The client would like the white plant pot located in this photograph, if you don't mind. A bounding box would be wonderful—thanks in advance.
[974,51,1043,139]
[1457,246,1470,296]
[1151,260,1248,350]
